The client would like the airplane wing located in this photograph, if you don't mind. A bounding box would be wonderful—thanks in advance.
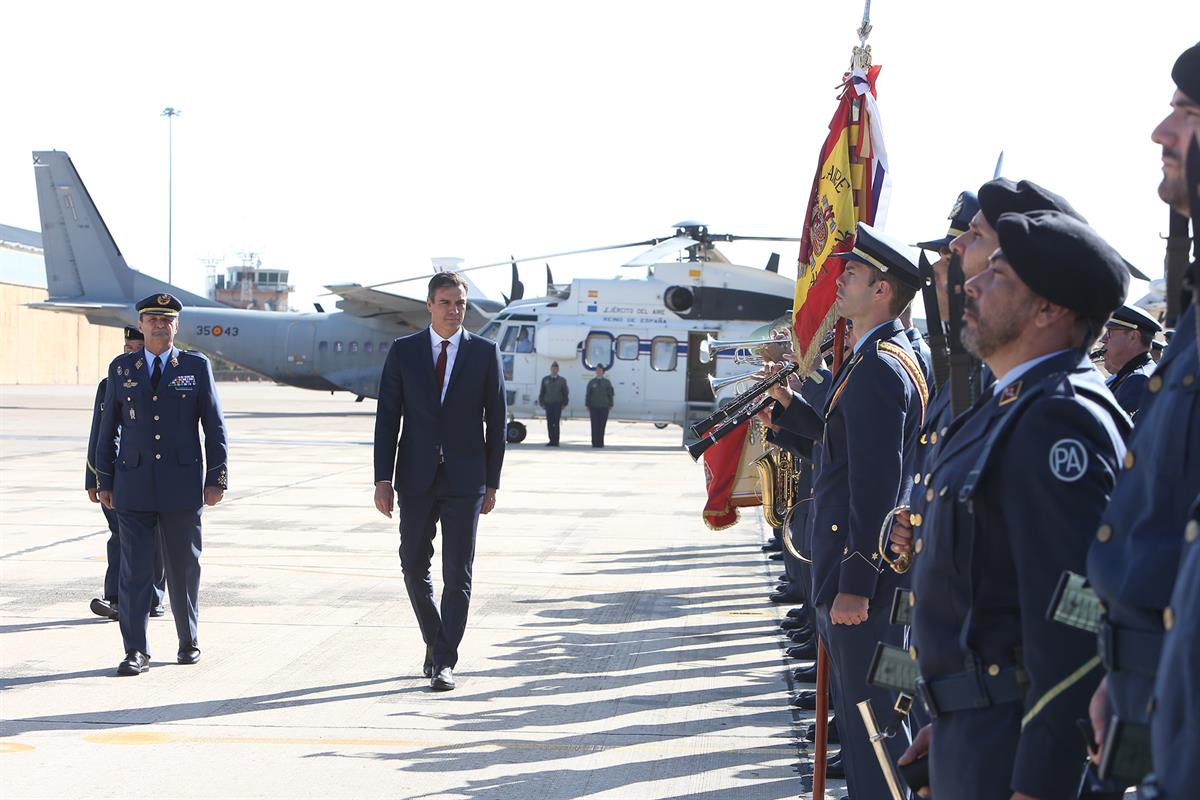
[324,284,498,331]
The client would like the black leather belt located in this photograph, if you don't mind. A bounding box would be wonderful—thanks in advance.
[1097,620,1162,677]
[915,666,1028,719]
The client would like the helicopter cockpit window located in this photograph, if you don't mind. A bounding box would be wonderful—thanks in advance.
[583,332,614,371]
[616,335,640,360]
[478,321,500,342]
[501,325,536,353]
[650,336,678,372]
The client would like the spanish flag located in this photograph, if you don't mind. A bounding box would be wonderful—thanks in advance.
[792,65,890,368]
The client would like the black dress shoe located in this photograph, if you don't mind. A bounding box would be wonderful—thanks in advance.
[791,690,818,710]
[786,641,817,660]
[793,663,818,683]
[422,645,435,679]
[177,641,201,665]
[768,552,784,561]
[779,616,809,632]
[431,666,455,691]
[789,630,814,644]
[786,607,807,619]
[825,753,845,779]
[762,540,782,552]
[150,603,166,617]
[769,590,804,604]
[117,651,149,675]
[805,718,840,744]
[90,598,118,620]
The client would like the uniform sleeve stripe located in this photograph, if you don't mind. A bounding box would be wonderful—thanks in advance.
[1021,655,1101,728]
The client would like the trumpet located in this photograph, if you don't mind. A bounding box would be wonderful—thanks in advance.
[698,332,792,364]
[877,504,913,574]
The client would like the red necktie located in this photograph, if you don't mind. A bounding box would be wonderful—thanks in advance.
[436,339,449,398]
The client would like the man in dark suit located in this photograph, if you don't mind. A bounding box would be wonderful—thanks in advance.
[86,326,166,621]
[96,294,228,676]
[373,271,507,691]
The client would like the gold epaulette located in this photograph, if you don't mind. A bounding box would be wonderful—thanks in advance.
[878,341,930,427]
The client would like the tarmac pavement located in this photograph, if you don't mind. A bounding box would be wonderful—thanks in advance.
[0,384,843,800]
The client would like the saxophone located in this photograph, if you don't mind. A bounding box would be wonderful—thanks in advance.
[754,447,798,530]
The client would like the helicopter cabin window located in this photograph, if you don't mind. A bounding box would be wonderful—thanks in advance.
[583,332,614,371]
[501,325,536,354]
[318,341,328,353]
[650,336,678,372]
[334,341,344,353]
[364,341,374,353]
[478,322,500,342]
[350,341,359,353]
[616,335,640,360]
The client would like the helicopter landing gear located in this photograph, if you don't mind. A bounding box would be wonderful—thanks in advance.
[506,421,527,443]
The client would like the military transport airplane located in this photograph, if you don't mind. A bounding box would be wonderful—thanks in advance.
[30,150,503,399]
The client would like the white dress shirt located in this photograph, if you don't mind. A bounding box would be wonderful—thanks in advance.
[429,327,463,404]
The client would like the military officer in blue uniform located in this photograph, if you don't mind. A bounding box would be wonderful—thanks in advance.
[1099,303,1161,415]
[96,293,228,676]
[86,326,166,621]
[765,222,929,800]
[1092,41,1200,799]
[901,211,1130,800]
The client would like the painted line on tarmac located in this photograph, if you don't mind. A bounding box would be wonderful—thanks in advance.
[0,742,35,753]
[82,729,797,756]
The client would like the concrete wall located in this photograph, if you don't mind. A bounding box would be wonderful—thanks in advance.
[0,282,125,384]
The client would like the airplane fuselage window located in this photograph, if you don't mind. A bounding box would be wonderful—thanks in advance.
[364,341,374,353]
[350,341,359,353]
[318,341,328,353]
[334,341,344,353]
[583,332,614,371]
[650,336,678,372]
[501,325,536,354]
[616,335,640,360]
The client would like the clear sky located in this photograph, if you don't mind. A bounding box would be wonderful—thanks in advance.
[1,1,1195,310]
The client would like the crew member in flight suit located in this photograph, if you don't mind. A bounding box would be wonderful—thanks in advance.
[765,222,929,800]
[96,293,228,676]
[1095,41,1200,799]
[86,325,166,621]
[904,211,1130,800]
[1099,303,1161,415]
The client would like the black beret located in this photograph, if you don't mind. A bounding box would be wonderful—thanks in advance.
[1173,42,1200,103]
[841,222,924,290]
[123,326,144,341]
[978,178,1086,229]
[917,191,980,251]
[1107,303,1162,334]
[995,210,1128,321]
[135,292,182,316]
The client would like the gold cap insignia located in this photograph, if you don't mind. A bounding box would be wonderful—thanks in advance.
[157,294,170,305]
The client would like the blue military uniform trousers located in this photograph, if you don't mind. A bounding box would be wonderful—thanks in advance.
[116,509,202,656]
[398,464,484,670]
[816,576,910,800]
[102,505,165,605]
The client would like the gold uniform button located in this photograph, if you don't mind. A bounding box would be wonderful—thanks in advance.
[155,453,161,460]
[925,474,932,486]
[915,538,924,554]
[914,473,922,485]
[152,395,158,401]
[909,646,919,659]
[1163,607,1175,631]
[1148,375,1163,393]
[1183,373,1196,387]
[1186,520,1199,544]
[926,488,934,503]
[987,664,1001,677]
[1096,524,1113,543]
[154,434,161,440]
[930,431,939,444]
[831,524,839,532]
[154,415,160,421]
[920,434,928,445]
[1124,451,1136,469]
[912,513,923,527]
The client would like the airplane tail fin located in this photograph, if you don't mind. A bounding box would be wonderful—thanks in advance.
[32,151,216,307]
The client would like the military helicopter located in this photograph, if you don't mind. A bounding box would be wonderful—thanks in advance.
[369,222,803,442]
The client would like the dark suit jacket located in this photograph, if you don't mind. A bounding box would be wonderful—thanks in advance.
[96,347,228,512]
[374,328,507,496]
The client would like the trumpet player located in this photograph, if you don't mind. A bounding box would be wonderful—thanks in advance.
[894,211,1131,800]
[763,223,928,799]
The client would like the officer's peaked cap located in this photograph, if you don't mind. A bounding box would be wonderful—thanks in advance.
[1107,303,1162,334]
[917,191,980,251]
[123,326,145,341]
[841,222,924,290]
[995,210,1128,321]
[136,293,183,316]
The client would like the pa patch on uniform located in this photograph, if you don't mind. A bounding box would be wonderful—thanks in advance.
[1049,438,1088,482]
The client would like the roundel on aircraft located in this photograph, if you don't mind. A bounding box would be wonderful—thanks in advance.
[212,325,224,337]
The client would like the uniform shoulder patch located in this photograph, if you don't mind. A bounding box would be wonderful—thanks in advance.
[1048,438,1089,482]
